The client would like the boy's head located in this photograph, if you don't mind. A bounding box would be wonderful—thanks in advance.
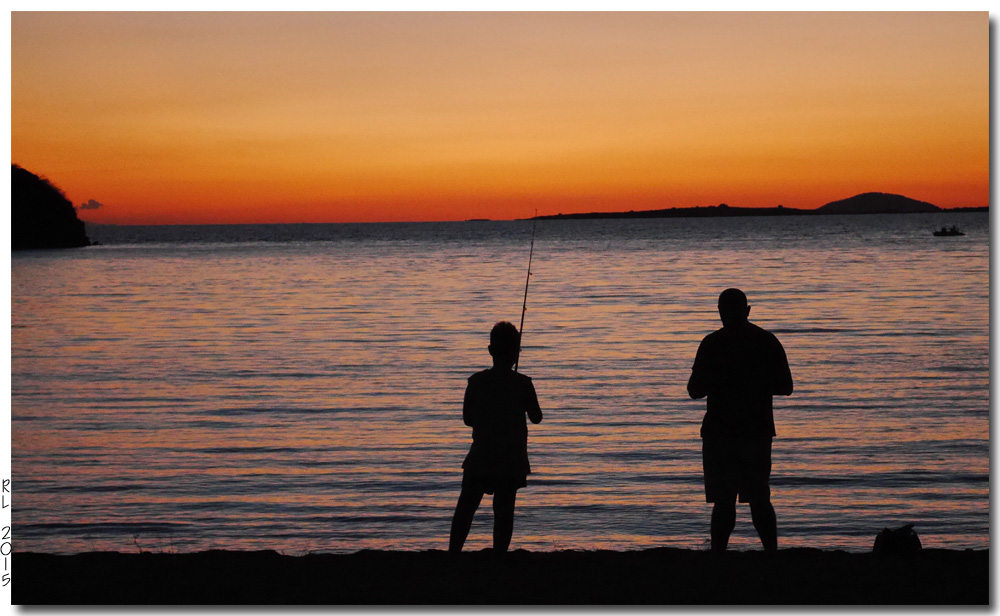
[488,321,521,368]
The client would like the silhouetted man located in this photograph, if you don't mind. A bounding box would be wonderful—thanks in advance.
[687,288,793,554]
[449,321,543,553]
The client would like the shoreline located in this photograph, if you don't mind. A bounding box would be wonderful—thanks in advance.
[14,547,988,605]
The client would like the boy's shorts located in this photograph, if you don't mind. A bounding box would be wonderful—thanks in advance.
[462,470,527,496]
[702,436,772,504]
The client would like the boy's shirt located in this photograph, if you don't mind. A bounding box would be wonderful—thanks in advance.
[462,368,542,480]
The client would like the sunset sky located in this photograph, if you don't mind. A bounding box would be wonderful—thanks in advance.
[11,11,988,225]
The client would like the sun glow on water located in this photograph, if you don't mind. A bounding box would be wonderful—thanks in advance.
[11,214,989,554]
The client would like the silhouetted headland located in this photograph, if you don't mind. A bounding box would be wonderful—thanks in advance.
[13,547,986,604]
[12,164,91,250]
[532,192,987,221]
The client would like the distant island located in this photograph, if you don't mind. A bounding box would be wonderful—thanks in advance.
[12,164,91,249]
[535,203,810,220]
[817,192,940,214]
[534,192,987,221]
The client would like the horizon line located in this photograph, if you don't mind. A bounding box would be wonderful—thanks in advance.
[79,203,988,227]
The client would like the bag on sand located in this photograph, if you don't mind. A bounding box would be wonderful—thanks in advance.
[873,523,922,556]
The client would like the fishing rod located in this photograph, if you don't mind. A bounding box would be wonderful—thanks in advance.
[514,211,537,373]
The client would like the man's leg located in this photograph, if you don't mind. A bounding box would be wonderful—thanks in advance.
[750,499,777,553]
[710,497,737,554]
[705,438,737,554]
[492,489,517,553]
[749,438,777,553]
[449,487,484,553]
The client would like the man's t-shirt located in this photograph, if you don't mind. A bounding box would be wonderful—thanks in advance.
[690,322,792,439]
[461,368,542,481]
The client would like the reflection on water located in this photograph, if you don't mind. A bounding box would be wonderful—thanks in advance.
[12,213,989,553]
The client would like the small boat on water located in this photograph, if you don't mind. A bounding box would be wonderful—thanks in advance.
[933,225,965,237]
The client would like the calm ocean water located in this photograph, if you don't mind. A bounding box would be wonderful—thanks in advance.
[11,213,989,554]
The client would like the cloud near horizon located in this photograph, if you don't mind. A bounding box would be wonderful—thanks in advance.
[79,199,103,210]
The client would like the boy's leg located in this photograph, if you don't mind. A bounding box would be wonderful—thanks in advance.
[750,499,777,553]
[710,497,737,554]
[449,487,484,553]
[492,489,517,553]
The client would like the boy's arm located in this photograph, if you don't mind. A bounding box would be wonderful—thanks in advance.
[526,379,542,424]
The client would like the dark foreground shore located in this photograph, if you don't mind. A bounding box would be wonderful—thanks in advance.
[14,547,987,605]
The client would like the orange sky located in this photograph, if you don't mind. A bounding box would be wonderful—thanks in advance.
[11,11,988,225]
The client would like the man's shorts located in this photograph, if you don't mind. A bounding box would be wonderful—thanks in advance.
[702,436,772,504]
[462,470,526,496]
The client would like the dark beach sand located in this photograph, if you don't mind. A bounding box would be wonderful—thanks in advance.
[14,547,987,605]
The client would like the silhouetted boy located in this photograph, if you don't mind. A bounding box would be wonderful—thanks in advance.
[687,289,793,554]
[449,321,543,553]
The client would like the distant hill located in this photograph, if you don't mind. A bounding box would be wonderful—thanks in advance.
[818,192,941,215]
[535,203,812,220]
[530,193,977,221]
[12,164,91,250]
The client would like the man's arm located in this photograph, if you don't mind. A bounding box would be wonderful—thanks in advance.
[771,337,793,396]
[463,381,477,427]
[687,339,709,399]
